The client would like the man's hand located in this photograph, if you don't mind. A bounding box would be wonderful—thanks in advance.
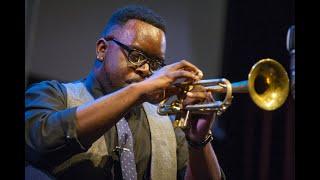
[138,60,203,104]
[183,88,222,180]
[183,85,216,142]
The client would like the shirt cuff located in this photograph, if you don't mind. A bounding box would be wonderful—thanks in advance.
[60,107,89,151]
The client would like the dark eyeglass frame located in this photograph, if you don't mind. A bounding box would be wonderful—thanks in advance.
[103,37,166,73]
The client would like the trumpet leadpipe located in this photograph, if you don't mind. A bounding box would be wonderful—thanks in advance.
[205,80,248,93]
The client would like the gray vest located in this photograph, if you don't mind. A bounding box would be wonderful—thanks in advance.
[53,82,177,180]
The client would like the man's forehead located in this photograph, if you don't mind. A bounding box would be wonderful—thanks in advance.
[118,19,165,41]
[117,19,166,58]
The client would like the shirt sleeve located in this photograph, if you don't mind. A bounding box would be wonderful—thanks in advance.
[25,80,88,169]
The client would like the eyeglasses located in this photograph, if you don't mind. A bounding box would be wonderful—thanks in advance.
[104,37,166,73]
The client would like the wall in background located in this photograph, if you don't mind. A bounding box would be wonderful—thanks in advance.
[26,0,227,84]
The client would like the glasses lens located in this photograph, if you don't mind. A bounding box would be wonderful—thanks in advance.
[128,51,147,65]
[149,61,162,72]
[128,49,164,73]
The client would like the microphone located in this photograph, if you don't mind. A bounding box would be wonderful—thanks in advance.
[286,25,295,99]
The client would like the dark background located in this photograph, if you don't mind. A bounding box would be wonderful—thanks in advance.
[218,0,295,180]
[25,0,295,180]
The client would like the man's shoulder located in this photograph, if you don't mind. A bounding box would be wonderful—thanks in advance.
[25,79,84,107]
[26,80,83,93]
[26,80,65,93]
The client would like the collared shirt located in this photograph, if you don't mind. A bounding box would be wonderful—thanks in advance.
[25,71,189,179]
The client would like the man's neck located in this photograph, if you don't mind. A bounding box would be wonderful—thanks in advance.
[94,65,125,96]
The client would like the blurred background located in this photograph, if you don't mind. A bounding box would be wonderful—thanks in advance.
[25,0,295,179]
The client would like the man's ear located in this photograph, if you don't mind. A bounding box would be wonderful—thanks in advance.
[96,38,108,61]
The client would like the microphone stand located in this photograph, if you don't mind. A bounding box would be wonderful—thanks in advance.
[287,25,295,100]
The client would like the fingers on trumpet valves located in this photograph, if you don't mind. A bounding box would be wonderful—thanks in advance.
[195,70,203,79]
[176,60,203,81]
[186,91,208,101]
[186,88,214,101]
[206,92,215,102]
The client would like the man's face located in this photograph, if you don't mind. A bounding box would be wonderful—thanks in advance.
[103,19,166,89]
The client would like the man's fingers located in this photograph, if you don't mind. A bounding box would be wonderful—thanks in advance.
[186,91,207,99]
[170,70,199,81]
[170,60,203,79]
[206,92,214,102]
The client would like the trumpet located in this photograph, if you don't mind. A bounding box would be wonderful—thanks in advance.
[157,58,290,129]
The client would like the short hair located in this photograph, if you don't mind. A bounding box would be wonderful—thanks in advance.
[101,5,166,37]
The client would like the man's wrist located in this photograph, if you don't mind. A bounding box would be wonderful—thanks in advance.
[128,82,148,102]
[186,130,213,149]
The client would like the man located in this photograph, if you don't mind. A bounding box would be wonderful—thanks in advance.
[25,5,225,180]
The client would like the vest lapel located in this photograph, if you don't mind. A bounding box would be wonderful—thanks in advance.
[142,102,177,180]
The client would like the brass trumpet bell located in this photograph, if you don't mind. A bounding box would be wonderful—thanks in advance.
[247,59,289,111]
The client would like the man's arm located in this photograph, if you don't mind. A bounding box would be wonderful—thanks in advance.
[25,80,86,166]
[174,124,225,180]
[25,79,148,167]
[186,141,223,180]
[184,114,224,180]
[181,88,224,180]
[25,60,202,165]
[75,60,203,146]
[75,82,146,145]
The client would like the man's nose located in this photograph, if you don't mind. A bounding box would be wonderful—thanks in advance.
[135,62,151,77]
